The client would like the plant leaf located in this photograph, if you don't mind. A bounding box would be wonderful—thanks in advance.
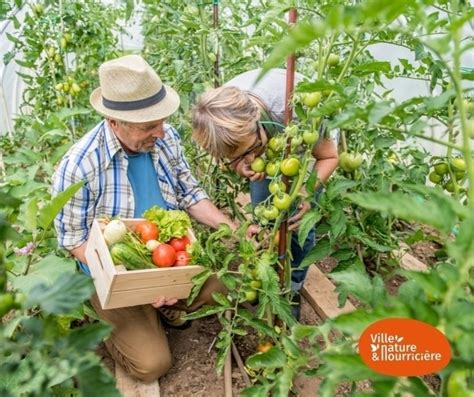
[37,180,86,230]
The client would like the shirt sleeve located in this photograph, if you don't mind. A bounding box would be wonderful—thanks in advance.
[170,128,209,209]
[52,156,96,251]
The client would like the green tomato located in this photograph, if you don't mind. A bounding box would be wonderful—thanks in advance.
[280,158,301,177]
[268,137,285,152]
[254,204,266,218]
[273,193,292,211]
[444,181,456,193]
[47,47,56,58]
[434,162,449,175]
[265,161,280,177]
[339,152,363,172]
[251,157,266,173]
[266,147,277,160]
[244,290,257,302]
[327,53,340,66]
[451,158,466,172]
[429,172,443,184]
[250,280,262,289]
[71,83,81,94]
[301,92,322,108]
[455,171,465,181]
[303,130,319,145]
[263,206,279,220]
[269,180,286,195]
[447,369,474,397]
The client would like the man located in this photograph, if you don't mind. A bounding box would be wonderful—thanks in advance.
[52,55,244,382]
[192,69,339,319]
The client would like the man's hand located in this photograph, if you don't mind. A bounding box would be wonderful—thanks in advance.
[288,201,311,231]
[151,296,178,309]
[234,159,266,182]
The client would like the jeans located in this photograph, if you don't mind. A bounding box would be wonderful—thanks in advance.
[250,179,319,292]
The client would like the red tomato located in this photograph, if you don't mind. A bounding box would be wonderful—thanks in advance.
[135,220,159,242]
[175,251,191,266]
[152,244,176,268]
[168,236,190,252]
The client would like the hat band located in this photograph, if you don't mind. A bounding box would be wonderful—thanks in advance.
[102,86,167,111]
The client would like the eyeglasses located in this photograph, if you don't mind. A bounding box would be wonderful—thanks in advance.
[223,122,264,167]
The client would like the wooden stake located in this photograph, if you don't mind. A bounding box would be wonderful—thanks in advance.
[231,341,251,386]
[223,310,233,397]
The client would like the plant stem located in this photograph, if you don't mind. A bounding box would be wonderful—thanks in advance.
[451,2,474,206]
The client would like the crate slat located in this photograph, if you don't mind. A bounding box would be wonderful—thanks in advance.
[112,266,203,291]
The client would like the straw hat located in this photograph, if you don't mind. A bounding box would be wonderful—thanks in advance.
[90,55,180,123]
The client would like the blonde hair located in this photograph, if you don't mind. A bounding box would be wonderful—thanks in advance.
[192,86,260,159]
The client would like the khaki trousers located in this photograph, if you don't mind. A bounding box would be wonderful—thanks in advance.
[91,275,226,383]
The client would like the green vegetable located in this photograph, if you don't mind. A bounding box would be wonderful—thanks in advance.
[143,206,192,242]
[110,241,153,270]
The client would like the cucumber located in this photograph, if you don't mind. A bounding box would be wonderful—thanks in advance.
[110,242,153,270]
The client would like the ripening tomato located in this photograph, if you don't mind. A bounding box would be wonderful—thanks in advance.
[268,137,285,152]
[451,158,466,172]
[168,236,190,252]
[268,180,286,195]
[256,341,273,353]
[175,251,191,266]
[263,205,279,220]
[273,193,292,211]
[152,244,176,268]
[265,161,280,177]
[280,158,301,176]
[135,220,159,242]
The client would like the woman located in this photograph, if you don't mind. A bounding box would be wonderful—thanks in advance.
[192,68,339,319]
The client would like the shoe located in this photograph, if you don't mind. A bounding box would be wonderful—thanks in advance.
[158,307,191,329]
[290,292,301,321]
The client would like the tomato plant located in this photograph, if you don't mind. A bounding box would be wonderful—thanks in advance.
[447,369,474,397]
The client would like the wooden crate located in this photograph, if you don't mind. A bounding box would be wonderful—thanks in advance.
[85,218,204,310]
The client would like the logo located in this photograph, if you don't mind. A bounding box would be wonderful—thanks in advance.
[359,318,451,376]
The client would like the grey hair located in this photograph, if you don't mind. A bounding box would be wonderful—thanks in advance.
[191,86,260,159]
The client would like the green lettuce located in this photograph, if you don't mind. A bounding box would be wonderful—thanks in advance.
[143,206,192,242]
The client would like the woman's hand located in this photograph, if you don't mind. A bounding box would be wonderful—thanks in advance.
[234,159,266,181]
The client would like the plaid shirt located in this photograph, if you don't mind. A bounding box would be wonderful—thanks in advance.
[53,120,208,250]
